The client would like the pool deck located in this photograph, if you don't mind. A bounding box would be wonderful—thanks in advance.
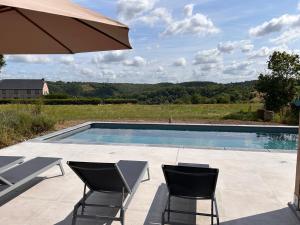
[0,141,299,225]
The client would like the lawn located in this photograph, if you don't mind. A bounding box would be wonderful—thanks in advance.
[0,103,262,123]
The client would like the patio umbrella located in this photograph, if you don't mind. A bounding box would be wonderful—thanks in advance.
[0,0,131,54]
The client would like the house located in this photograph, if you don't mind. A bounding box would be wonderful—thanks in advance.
[0,79,49,99]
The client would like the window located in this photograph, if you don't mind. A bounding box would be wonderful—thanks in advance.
[27,90,31,95]
[2,90,6,95]
[35,90,40,95]
[14,90,18,95]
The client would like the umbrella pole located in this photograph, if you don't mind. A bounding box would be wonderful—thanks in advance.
[289,112,300,220]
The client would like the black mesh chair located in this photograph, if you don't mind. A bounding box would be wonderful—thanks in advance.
[68,160,150,225]
[162,165,219,225]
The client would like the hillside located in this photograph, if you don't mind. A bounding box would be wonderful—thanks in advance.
[47,80,258,104]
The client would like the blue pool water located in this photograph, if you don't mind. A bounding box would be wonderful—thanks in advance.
[53,128,298,151]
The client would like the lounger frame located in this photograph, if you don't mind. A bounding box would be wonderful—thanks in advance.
[0,156,24,173]
[161,165,219,225]
[70,161,150,225]
[162,194,219,225]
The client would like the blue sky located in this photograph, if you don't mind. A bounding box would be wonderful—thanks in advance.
[3,0,300,83]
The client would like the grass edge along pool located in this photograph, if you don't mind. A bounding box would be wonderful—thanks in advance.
[36,122,298,152]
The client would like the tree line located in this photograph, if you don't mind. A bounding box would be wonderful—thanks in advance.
[46,80,257,104]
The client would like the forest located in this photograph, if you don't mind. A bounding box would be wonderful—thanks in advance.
[47,80,258,104]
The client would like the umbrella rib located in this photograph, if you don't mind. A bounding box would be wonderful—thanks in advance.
[0,7,13,13]
[74,18,132,49]
[14,8,74,54]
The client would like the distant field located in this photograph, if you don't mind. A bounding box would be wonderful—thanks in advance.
[0,103,262,124]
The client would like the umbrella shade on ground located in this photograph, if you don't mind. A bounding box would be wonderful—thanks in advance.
[0,0,131,54]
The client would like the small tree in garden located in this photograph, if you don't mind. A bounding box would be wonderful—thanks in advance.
[0,55,5,73]
[256,51,300,112]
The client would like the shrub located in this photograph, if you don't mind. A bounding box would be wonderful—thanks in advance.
[223,110,258,121]
[31,114,56,134]
[0,109,56,148]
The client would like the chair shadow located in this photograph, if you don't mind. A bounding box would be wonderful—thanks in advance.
[0,177,44,206]
[143,183,197,225]
[55,191,122,225]
[221,207,299,225]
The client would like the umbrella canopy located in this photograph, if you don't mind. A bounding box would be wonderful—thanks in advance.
[0,0,131,54]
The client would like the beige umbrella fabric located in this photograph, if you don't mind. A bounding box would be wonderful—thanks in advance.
[0,0,131,54]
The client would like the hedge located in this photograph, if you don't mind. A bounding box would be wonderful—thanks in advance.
[103,99,138,104]
[0,98,138,105]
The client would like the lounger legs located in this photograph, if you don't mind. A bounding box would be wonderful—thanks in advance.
[211,197,220,225]
[142,167,151,182]
[167,195,171,221]
[214,197,220,225]
[120,208,125,225]
[162,196,220,225]
[58,162,65,176]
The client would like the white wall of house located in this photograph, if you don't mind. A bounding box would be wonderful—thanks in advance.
[43,83,49,95]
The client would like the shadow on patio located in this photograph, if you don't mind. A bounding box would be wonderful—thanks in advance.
[144,184,197,225]
[55,192,122,225]
[143,184,299,225]
[220,207,299,225]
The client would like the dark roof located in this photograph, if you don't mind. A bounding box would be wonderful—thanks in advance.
[0,79,45,90]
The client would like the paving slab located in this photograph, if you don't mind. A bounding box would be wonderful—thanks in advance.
[0,141,298,225]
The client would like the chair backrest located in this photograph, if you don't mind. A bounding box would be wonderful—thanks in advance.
[68,161,129,193]
[162,165,219,199]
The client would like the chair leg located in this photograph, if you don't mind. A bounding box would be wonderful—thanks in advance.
[161,211,165,225]
[71,204,80,225]
[147,167,151,180]
[81,184,87,214]
[167,195,171,221]
[120,208,125,225]
[214,197,220,225]
[211,199,214,225]
[58,162,65,176]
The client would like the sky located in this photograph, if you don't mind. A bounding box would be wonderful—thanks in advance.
[2,0,300,84]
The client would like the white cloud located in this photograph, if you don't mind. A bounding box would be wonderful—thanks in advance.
[92,50,127,64]
[248,47,271,59]
[80,68,94,76]
[117,0,156,21]
[217,40,254,54]
[240,41,254,53]
[184,4,194,17]
[156,66,164,73]
[137,7,172,26]
[173,57,187,67]
[223,61,252,75]
[248,45,288,59]
[193,48,221,65]
[249,14,300,37]
[162,13,219,36]
[270,28,300,44]
[102,70,117,81]
[217,42,235,54]
[123,56,147,67]
[6,55,51,64]
[59,55,74,65]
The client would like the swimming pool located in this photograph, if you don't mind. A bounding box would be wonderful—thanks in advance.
[40,122,298,151]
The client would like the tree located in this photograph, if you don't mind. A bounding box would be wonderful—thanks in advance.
[0,55,5,73]
[256,51,300,112]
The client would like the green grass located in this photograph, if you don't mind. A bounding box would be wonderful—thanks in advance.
[0,103,262,123]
